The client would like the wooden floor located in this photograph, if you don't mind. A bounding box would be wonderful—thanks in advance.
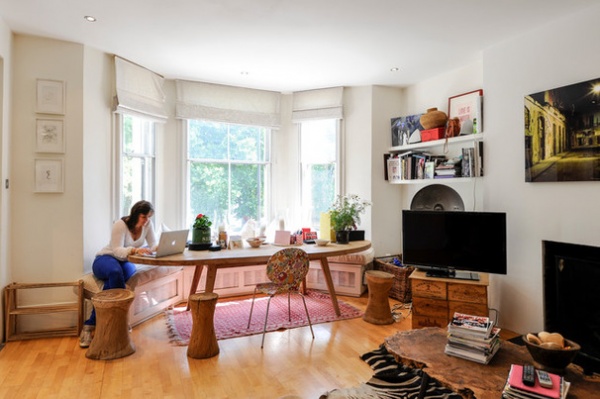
[0,294,414,399]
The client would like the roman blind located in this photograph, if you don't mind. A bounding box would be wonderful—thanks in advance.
[175,80,281,128]
[114,56,168,121]
[292,87,344,122]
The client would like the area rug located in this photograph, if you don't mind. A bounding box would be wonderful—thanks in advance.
[320,344,462,399]
[165,290,363,345]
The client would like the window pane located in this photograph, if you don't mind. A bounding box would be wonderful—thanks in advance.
[188,120,228,160]
[187,120,270,233]
[121,114,155,217]
[301,120,336,163]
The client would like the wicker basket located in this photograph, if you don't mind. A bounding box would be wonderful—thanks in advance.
[374,255,414,303]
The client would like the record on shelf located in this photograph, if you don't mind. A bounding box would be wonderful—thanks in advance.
[410,184,465,211]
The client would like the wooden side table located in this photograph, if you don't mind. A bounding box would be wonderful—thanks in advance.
[363,270,395,325]
[86,289,135,360]
[187,292,220,359]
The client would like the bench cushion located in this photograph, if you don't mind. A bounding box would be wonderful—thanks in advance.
[327,247,374,265]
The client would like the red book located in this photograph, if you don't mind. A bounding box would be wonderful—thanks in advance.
[507,364,563,399]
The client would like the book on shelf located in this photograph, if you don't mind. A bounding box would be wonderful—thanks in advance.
[502,364,570,399]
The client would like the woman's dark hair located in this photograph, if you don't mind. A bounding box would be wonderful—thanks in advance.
[123,200,154,232]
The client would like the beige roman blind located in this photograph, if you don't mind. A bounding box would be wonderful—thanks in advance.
[292,87,344,122]
[175,80,281,128]
[114,56,168,121]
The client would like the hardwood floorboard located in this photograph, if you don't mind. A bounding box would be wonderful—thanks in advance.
[0,293,511,398]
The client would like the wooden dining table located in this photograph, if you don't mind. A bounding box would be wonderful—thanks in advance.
[129,240,372,316]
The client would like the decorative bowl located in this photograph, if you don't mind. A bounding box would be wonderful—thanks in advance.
[246,237,265,248]
[522,333,580,374]
[315,239,330,247]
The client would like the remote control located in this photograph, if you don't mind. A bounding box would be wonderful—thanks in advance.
[522,364,535,387]
[536,369,553,389]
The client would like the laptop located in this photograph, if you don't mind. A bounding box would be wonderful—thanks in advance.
[143,229,189,257]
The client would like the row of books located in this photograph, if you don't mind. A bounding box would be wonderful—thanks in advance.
[444,312,501,364]
[386,143,483,182]
[502,364,570,399]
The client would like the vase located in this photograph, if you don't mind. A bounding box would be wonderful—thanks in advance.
[335,230,350,244]
[192,227,211,244]
[420,108,448,130]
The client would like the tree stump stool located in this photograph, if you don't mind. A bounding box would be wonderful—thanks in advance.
[187,292,220,359]
[363,270,395,325]
[86,288,135,360]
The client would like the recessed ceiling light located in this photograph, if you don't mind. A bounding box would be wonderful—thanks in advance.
[240,71,249,76]
[390,67,400,72]
[84,16,97,22]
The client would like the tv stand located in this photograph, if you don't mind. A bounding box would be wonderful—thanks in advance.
[410,270,489,329]
[425,269,480,281]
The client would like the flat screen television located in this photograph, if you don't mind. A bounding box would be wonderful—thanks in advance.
[402,210,507,281]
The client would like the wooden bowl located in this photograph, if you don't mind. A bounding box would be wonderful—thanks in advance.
[246,238,265,248]
[522,334,580,374]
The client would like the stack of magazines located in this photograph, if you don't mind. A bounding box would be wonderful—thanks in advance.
[444,312,501,364]
[502,364,570,399]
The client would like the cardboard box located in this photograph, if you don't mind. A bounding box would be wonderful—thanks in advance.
[421,127,445,142]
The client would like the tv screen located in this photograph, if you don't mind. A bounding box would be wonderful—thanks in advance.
[402,210,507,280]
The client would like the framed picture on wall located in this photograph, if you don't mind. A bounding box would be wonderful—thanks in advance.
[36,79,65,115]
[34,158,64,193]
[35,119,65,153]
[448,89,483,135]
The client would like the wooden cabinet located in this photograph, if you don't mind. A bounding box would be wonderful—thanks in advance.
[410,270,488,329]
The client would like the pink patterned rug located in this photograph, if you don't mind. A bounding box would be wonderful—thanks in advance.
[165,290,363,345]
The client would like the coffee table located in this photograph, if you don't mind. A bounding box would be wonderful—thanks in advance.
[384,327,598,399]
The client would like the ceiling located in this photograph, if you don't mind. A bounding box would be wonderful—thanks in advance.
[0,0,598,92]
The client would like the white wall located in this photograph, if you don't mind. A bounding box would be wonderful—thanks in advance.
[0,15,12,342]
[483,4,600,333]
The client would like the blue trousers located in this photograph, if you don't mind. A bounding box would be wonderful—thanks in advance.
[84,255,137,326]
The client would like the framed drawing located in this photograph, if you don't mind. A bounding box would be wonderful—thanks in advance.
[36,79,65,115]
[34,158,64,193]
[448,89,483,135]
[36,119,65,153]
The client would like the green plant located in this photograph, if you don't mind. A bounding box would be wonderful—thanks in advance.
[193,213,212,229]
[329,194,371,231]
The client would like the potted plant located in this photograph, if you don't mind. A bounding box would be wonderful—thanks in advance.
[192,213,212,245]
[329,194,371,244]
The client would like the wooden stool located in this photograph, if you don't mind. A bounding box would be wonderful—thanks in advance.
[187,292,220,359]
[363,270,395,325]
[86,288,135,360]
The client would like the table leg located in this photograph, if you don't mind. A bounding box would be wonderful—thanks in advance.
[418,372,429,399]
[204,265,218,292]
[319,257,341,316]
[186,264,205,311]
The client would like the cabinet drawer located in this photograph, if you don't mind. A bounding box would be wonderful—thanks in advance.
[412,279,447,300]
[412,297,448,318]
[412,314,448,329]
[448,283,487,304]
[448,301,488,318]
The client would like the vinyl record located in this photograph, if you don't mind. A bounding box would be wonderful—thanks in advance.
[410,184,465,211]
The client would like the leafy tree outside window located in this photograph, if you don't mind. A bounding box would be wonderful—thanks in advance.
[187,120,270,233]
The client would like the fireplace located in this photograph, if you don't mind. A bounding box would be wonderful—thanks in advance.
[543,240,600,375]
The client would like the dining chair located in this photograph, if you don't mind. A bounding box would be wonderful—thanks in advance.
[247,247,315,348]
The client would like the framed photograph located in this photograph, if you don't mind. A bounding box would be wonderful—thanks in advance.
[525,77,600,182]
[36,119,65,153]
[391,114,424,147]
[448,89,483,135]
[36,79,65,115]
[34,158,64,193]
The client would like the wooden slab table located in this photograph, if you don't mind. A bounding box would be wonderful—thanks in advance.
[130,240,371,316]
[384,327,598,399]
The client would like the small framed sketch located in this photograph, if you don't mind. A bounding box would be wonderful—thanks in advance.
[36,119,65,153]
[36,79,65,115]
[35,158,64,193]
[448,89,483,134]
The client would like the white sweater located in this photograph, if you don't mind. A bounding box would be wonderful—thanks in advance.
[96,219,157,261]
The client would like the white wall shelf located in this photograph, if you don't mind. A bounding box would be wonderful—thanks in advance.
[389,177,477,185]
[389,133,483,153]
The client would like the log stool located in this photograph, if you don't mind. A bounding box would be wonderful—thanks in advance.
[187,292,220,359]
[86,288,135,360]
[363,270,395,325]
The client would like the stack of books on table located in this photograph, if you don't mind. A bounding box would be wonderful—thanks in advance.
[502,364,570,399]
[444,312,501,364]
